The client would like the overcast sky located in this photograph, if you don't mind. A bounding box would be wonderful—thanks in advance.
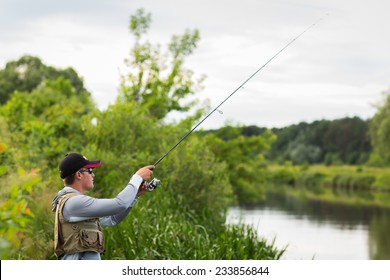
[1,0,389,129]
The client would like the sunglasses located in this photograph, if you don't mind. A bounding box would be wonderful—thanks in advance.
[79,168,94,175]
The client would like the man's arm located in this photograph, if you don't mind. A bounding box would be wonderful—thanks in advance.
[62,174,142,222]
[101,180,150,226]
[99,195,140,226]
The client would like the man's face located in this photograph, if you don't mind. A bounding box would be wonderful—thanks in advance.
[79,168,95,190]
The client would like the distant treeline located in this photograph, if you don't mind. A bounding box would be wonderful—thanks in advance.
[205,117,371,165]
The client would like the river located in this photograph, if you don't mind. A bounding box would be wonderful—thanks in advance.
[227,191,390,260]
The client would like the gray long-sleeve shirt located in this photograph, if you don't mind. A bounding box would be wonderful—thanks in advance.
[52,174,143,259]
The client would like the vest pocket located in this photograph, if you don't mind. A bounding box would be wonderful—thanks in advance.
[79,229,104,250]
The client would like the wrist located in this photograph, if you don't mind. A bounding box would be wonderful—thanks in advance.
[129,174,143,188]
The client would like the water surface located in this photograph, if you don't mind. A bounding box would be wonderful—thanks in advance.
[227,191,390,259]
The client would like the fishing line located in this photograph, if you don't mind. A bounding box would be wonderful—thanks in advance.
[153,14,328,167]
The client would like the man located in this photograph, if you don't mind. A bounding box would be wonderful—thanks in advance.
[52,153,154,260]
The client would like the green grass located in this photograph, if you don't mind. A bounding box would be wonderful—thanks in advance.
[267,164,390,191]
[102,196,283,260]
[266,164,390,208]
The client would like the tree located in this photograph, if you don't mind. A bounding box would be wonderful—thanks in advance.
[0,55,87,104]
[206,126,276,203]
[260,117,371,165]
[0,77,96,168]
[120,8,205,120]
[369,89,390,165]
[322,117,370,164]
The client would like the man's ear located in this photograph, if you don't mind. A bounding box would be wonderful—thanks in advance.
[74,171,82,180]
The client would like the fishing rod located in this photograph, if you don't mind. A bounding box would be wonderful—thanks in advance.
[152,15,328,168]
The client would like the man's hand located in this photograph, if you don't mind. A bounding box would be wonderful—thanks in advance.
[136,165,155,181]
[136,181,149,196]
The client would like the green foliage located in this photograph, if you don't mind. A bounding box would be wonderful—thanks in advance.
[0,78,96,168]
[121,8,204,120]
[163,138,233,222]
[267,167,296,186]
[0,164,41,259]
[289,144,322,165]
[129,9,151,39]
[104,206,282,260]
[369,89,390,165]
[211,117,371,166]
[253,117,371,165]
[323,117,371,164]
[0,55,87,104]
[266,164,386,194]
[204,126,276,204]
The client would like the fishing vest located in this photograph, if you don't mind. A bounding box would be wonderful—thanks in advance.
[54,193,104,258]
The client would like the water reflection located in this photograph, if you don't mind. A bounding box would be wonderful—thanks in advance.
[369,215,390,259]
[228,191,390,259]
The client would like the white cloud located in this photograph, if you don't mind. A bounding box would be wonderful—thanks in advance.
[1,0,389,128]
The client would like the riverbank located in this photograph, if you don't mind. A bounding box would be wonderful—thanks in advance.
[264,164,390,209]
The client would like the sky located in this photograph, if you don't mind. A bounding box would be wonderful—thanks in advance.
[1,0,389,129]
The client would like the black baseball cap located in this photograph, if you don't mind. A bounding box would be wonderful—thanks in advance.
[59,153,101,179]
